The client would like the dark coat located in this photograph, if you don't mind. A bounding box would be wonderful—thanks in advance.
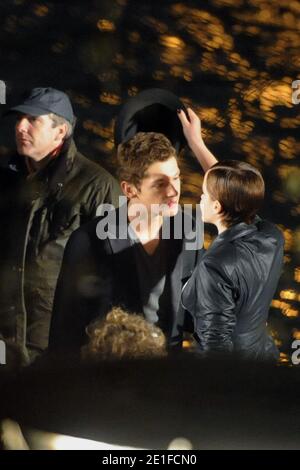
[0,139,121,363]
[181,219,284,361]
[49,207,199,352]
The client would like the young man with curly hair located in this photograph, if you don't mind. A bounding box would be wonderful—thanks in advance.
[49,131,200,353]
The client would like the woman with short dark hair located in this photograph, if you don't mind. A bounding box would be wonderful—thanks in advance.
[179,109,284,361]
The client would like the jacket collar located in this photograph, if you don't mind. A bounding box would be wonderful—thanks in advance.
[8,137,76,177]
[107,205,186,247]
[211,221,259,248]
[104,206,197,321]
[7,138,77,201]
[43,138,76,194]
[107,206,196,280]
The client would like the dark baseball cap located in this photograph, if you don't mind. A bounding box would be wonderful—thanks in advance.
[114,88,187,152]
[7,87,75,125]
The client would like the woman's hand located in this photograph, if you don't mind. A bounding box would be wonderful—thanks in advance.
[177,107,203,148]
[178,107,218,172]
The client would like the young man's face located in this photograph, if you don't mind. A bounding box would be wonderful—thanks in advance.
[128,157,181,218]
[15,113,65,161]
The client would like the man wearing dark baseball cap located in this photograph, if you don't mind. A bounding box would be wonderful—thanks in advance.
[8,87,75,124]
[0,87,121,365]
[6,87,75,164]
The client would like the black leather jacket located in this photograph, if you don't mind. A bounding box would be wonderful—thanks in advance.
[181,219,284,361]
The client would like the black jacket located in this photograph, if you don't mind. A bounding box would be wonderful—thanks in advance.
[181,219,284,361]
[0,139,121,363]
[49,206,199,352]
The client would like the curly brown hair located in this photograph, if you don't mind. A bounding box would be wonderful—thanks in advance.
[117,132,177,189]
[81,307,167,361]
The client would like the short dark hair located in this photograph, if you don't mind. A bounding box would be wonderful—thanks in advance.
[206,160,265,227]
[117,132,177,189]
[81,307,167,361]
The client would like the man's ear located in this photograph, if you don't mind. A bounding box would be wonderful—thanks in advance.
[121,181,138,200]
[54,123,68,142]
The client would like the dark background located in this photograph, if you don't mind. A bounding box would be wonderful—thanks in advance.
[0,0,299,358]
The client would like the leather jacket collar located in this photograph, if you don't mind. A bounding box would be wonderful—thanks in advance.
[211,220,259,248]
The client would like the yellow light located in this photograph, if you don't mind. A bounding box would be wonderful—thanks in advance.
[271,300,290,310]
[279,137,300,160]
[160,35,185,50]
[279,352,290,364]
[97,19,115,32]
[292,330,300,340]
[280,289,297,300]
[33,5,49,16]
[204,233,214,250]
[99,92,121,105]
[295,268,300,283]
[128,86,139,97]
[83,120,113,139]
[260,83,293,110]
[283,309,299,318]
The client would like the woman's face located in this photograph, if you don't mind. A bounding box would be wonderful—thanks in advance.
[200,172,220,224]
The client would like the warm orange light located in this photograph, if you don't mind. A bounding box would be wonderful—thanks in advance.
[97,19,115,32]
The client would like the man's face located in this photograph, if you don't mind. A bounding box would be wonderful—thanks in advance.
[15,113,64,161]
[129,157,181,218]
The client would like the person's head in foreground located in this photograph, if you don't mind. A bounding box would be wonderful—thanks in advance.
[81,307,167,361]
[117,132,181,218]
[11,87,75,162]
[201,160,265,232]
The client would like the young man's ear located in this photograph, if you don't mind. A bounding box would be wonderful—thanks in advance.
[121,181,138,200]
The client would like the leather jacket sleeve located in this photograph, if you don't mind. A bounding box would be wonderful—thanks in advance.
[183,257,238,353]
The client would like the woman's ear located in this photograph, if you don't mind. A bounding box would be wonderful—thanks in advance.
[213,200,223,215]
[121,181,138,200]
